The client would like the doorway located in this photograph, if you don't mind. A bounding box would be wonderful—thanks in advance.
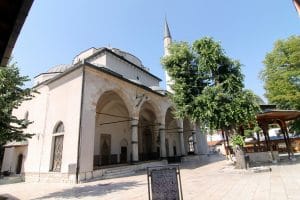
[100,134,111,165]
[16,154,23,174]
[120,146,127,163]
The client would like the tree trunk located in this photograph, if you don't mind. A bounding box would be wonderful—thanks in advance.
[234,145,248,169]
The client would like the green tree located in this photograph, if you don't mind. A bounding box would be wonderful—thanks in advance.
[261,35,300,110]
[0,64,34,145]
[162,37,260,132]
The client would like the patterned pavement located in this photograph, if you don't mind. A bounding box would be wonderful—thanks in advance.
[1,154,300,200]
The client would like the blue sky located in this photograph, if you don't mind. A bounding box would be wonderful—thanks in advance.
[13,1,300,102]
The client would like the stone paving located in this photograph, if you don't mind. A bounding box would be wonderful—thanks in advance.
[1,155,300,200]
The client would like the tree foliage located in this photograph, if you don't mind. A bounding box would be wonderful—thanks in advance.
[0,64,34,145]
[261,35,300,110]
[162,37,260,131]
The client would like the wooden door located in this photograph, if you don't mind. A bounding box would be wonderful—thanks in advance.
[16,154,23,174]
[120,146,127,163]
[52,135,64,172]
[100,134,111,165]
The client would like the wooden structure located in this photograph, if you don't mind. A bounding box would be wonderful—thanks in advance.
[256,110,300,159]
[0,0,34,66]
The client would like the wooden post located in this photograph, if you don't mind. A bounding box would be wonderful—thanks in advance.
[282,120,295,159]
[277,120,290,158]
[256,131,261,150]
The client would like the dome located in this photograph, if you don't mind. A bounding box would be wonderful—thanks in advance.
[111,48,143,68]
[47,64,72,73]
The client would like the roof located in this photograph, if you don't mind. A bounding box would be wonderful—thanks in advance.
[257,110,300,122]
[4,140,28,147]
[164,19,171,39]
[208,140,223,146]
[38,61,165,97]
[85,47,162,81]
[0,0,34,66]
[47,64,72,73]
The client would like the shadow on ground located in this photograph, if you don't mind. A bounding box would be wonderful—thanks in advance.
[34,181,143,199]
[0,194,19,200]
[180,154,226,170]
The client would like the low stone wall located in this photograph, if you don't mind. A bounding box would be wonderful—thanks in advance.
[246,151,279,163]
[78,160,168,182]
[22,160,168,184]
[24,172,76,183]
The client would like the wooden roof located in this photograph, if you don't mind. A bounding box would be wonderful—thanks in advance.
[0,0,34,66]
[257,110,300,122]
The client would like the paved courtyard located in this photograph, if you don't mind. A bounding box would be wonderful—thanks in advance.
[1,155,300,200]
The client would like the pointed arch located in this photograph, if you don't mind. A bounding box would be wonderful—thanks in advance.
[53,121,65,133]
[120,138,128,147]
[95,89,133,118]
[51,121,65,172]
[94,90,131,167]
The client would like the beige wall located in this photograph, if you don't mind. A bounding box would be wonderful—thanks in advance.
[5,68,83,175]
[2,146,27,174]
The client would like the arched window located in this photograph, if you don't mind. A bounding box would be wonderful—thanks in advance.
[51,121,65,172]
[188,136,194,153]
[54,121,64,133]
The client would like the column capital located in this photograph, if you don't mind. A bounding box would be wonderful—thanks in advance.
[131,118,139,127]
[159,124,165,130]
[177,128,184,133]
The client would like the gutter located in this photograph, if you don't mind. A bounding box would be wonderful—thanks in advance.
[76,65,86,183]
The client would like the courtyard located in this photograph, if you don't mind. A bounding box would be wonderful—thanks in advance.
[1,154,300,200]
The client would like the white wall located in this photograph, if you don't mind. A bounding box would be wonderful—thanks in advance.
[40,68,83,173]
[1,146,27,173]
[4,68,83,175]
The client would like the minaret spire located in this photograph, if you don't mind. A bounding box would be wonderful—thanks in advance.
[164,19,171,39]
[163,18,174,93]
[163,18,172,57]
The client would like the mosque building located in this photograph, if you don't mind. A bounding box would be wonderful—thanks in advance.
[1,21,208,183]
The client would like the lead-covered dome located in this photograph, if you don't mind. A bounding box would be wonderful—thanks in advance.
[47,64,72,73]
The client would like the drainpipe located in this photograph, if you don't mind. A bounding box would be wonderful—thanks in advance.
[76,65,86,183]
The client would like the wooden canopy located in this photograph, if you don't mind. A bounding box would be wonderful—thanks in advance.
[256,110,300,160]
[0,0,34,66]
[257,110,300,122]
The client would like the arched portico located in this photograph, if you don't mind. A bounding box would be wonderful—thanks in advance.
[138,101,161,161]
[94,90,131,167]
[165,107,181,157]
[184,119,195,154]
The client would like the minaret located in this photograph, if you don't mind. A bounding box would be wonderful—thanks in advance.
[163,19,174,93]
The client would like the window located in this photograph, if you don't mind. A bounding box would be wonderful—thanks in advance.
[54,121,64,133]
[188,136,194,153]
[51,121,65,172]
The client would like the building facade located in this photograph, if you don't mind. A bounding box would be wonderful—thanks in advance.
[1,22,208,183]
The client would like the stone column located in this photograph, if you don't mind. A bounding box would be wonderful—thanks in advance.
[197,129,209,155]
[159,124,167,158]
[178,119,186,156]
[131,118,139,162]
[192,123,199,155]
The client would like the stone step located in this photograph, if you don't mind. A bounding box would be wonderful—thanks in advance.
[104,166,134,174]
[101,165,137,180]
[103,171,135,179]
[0,175,23,185]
